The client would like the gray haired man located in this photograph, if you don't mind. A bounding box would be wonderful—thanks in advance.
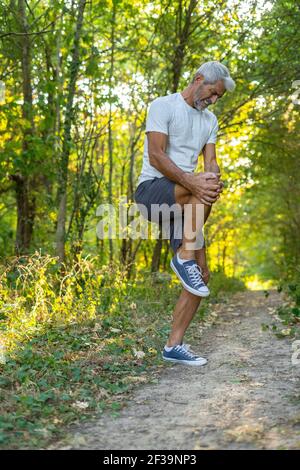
[134,61,235,366]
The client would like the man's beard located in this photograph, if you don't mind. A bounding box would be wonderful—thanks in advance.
[194,99,207,110]
[193,85,211,110]
[194,97,211,111]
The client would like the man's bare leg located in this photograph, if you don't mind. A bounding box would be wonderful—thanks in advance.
[166,290,201,347]
[175,184,211,255]
[166,247,210,348]
[166,185,212,347]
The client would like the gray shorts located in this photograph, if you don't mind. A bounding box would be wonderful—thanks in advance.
[134,177,184,254]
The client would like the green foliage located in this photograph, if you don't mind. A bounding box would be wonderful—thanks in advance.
[208,269,246,298]
[0,0,298,284]
[0,252,130,351]
[276,269,300,326]
[0,259,159,448]
[0,251,246,449]
[0,0,299,449]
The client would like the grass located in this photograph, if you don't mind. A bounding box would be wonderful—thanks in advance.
[0,253,246,449]
[260,274,300,339]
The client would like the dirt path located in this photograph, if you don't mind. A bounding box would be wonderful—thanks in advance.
[50,290,300,450]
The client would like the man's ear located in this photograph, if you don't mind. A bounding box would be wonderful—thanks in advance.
[195,74,204,85]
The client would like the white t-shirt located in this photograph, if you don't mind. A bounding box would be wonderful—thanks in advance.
[137,92,219,185]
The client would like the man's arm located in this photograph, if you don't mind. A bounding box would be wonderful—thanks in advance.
[202,143,220,174]
[147,132,221,205]
[147,131,190,187]
[202,143,224,196]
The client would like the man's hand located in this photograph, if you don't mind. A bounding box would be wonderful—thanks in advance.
[184,172,222,205]
[207,172,225,195]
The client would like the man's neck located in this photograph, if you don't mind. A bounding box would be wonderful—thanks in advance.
[180,87,196,109]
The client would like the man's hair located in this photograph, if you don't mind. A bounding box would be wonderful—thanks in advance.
[192,61,235,91]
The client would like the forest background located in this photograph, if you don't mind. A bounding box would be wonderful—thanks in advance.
[0,0,299,448]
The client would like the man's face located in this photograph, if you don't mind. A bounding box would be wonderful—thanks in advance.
[193,77,226,111]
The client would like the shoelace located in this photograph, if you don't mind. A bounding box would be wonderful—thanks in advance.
[173,344,199,360]
[185,264,205,288]
[181,343,197,355]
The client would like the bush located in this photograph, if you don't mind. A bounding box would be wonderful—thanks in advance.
[209,269,246,298]
[0,253,179,449]
[277,268,300,324]
[0,252,128,353]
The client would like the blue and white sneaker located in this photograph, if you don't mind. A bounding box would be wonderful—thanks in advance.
[162,344,207,366]
[181,342,192,351]
[170,254,210,297]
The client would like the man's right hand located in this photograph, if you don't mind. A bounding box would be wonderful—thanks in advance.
[184,172,222,205]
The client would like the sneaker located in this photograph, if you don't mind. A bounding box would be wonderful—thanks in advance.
[162,344,207,366]
[170,254,210,297]
[181,342,192,351]
[181,342,200,356]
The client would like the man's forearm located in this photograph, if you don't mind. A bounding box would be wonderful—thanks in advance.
[204,159,220,174]
[149,150,192,188]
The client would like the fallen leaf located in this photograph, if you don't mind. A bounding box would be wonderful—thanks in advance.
[72,401,89,409]
[132,348,145,359]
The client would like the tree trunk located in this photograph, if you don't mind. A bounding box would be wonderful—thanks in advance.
[163,240,170,271]
[107,0,117,262]
[12,174,36,254]
[55,0,87,263]
[12,0,36,255]
[151,227,163,272]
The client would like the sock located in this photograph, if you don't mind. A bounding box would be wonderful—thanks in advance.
[164,345,175,351]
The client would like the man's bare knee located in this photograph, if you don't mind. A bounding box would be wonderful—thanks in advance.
[174,184,192,206]
[175,184,212,222]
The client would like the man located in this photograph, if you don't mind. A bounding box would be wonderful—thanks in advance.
[134,61,235,366]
